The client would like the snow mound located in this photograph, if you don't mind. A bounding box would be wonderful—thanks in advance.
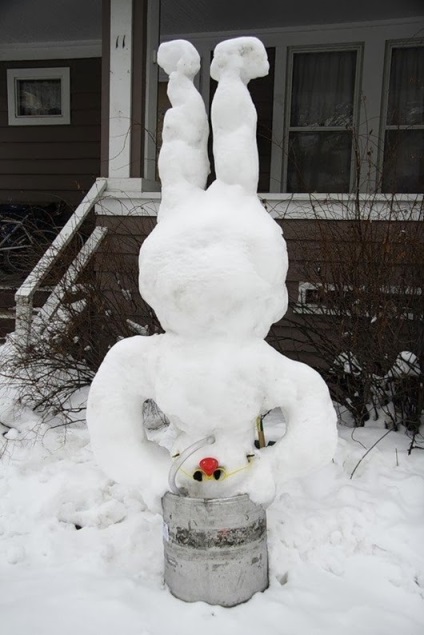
[1,413,424,634]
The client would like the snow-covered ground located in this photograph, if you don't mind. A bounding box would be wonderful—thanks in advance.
[1,399,423,635]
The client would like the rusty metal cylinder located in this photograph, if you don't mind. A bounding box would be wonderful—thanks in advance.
[162,492,268,607]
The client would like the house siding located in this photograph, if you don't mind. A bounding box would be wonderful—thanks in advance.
[0,58,101,209]
[93,214,157,330]
[92,214,335,365]
[93,212,423,369]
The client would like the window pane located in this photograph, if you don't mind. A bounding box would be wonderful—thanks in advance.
[287,131,352,193]
[290,51,357,127]
[382,130,424,193]
[16,79,62,117]
[387,46,424,126]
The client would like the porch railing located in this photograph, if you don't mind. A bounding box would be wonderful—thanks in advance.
[15,178,108,344]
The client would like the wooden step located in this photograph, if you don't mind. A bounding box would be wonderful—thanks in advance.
[0,285,53,306]
[0,309,16,341]
[0,288,15,310]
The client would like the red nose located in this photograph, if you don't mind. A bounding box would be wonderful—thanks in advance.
[199,457,219,476]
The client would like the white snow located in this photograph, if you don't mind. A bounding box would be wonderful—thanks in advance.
[387,351,421,378]
[1,398,424,634]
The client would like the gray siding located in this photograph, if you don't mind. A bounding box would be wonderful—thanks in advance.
[92,215,328,364]
[93,214,423,369]
[0,58,101,209]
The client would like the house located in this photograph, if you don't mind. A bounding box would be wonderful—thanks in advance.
[0,0,102,209]
[1,1,423,372]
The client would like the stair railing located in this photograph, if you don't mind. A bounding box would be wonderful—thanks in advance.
[15,178,108,345]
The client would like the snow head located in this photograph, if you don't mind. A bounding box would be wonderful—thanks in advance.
[87,37,337,512]
[139,37,288,339]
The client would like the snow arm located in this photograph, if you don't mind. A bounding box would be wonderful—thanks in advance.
[263,351,338,485]
[86,335,171,511]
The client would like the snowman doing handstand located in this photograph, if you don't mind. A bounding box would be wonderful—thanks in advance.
[87,37,337,512]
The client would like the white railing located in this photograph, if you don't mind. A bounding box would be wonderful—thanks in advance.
[15,178,108,343]
[96,190,423,222]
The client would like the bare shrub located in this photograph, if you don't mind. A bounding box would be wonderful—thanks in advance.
[269,195,424,435]
[1,206,162,427]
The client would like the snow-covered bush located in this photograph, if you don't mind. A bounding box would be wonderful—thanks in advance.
[330,350,423,434]
[382,352,423,433]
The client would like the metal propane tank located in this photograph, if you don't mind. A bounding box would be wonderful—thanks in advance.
[162,492,269,607]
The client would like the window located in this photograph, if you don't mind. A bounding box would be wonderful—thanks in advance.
[296,282,422,320]
[381,43,424,193]
[283,46,361,193]
[7,67,70,126]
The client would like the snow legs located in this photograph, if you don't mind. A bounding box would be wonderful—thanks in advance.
[157,40,210,210]
[157,37,270,203]
[210,38,269,194]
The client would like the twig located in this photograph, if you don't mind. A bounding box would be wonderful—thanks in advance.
[351,427,367,449]
[350,429,392,479]
[408,444,424,454]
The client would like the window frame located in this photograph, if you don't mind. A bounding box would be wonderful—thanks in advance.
[379,39,424,193]
[295,281,422,320]
[282,43,363,193]
[7,67,71,126]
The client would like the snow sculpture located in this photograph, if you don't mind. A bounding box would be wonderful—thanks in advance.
[87,37,338,512]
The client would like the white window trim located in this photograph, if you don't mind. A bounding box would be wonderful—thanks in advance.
[295,281,422,320]
[143,0,161,181]
[378,38,424,192]
[7,67,70,126]
[0,40,101,61]
[295,282,338,315]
